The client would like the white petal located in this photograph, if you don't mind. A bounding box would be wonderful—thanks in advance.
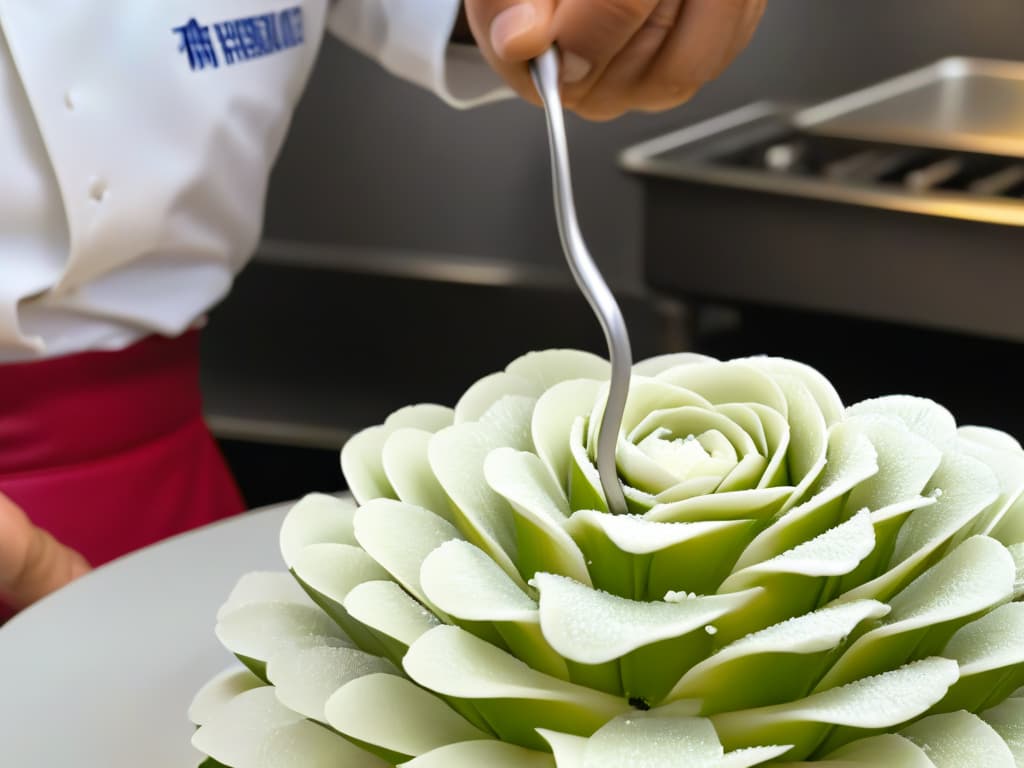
[189,667,266,726]
[821,535,1014,689]
[342,405,455,504]
[568,509,749,556]
[352,498,463,608]
[901,711,1015,768]
[506,349,610,391]
[734,422,878,570]
[746,357,844,426]
[944,601,1024,676]
[534,572,759,665]
[381,428,454,521]
[633,352,716,377]
[291,543,391,606]
[455,371,541,424]
[656,360,787,414]
[215,602,350,666]
[982,698,1024,763]
[217,572,313,621]
[772,373,829,499]
[842,414,942,513]
[646,487,793,524]
[403,625,628,719]
[421,539,538,622]
[820,733,935,766]
[257,718,390,768]
[344,580,440,649]
[722,510,875,590]
[324,672,488,758]
[532,378,604,494]
[400,740,556,768]
[538,729,588,768]
[956,426,1024,536]
[280,494,358,568]
[192,686,303,767]
[847,396,957,451]
[267,644,397,723]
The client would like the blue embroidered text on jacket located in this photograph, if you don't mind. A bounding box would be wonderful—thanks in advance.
[174,6,304,71]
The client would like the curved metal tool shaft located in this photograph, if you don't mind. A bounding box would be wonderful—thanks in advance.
[530,49,632,516]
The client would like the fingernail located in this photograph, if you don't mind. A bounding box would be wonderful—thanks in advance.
[561,51,592,84]
[490,4,537,58]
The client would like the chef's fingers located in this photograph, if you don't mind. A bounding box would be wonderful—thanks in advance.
[0,492,90,611]
[632,0,765,113]
[563,0,687,121]
[464,0,557,105]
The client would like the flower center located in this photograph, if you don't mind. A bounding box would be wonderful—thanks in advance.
[636,427,737,482]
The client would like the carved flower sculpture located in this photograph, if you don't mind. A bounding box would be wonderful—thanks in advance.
[191,350,1024,767]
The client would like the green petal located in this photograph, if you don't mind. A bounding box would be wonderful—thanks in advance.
[646,487,792,524]
[403,625,629,748]
[734,422,878,570]
[565,509,756,598]
[532,379,603,496]
[267,644,397,723]
[485,447,591,584]
[381,428,454,522]
[279,494,358,568]
[352,498,463,610]
[619,377,712,440]
[342,405,454,504]
[772,373,829,505]
[843,451,1001,603]
[712,657,959,760]
[820,535,1015,689]
[937,602,1024,712]
[534,572,759,665]
[901,711,1015,768]
[429,396,537,576]
[324,672,489,759]
[630,407,758,462]
[400,740,556,768]
[670,599,890,712]
[715,511,875,643]
[982,698,1024,763]
[189,667,266,726]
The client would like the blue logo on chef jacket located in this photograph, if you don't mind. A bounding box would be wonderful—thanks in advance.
[173,6,304,71]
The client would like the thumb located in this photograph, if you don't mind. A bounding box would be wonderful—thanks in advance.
[469,0,555,63]
[0,493,91,611]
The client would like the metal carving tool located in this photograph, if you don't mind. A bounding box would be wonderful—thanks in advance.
[530,48,632,516]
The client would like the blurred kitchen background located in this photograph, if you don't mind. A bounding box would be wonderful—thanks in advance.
[203,0,1024,507]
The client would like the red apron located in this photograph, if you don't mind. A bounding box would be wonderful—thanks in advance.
[0,331,245,568]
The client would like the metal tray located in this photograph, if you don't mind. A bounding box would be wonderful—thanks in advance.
[796,57,1024,159]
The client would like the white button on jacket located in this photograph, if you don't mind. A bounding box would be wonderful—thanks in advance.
[0,0,506,361]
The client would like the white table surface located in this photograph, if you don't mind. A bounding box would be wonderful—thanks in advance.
[0,504,290,766]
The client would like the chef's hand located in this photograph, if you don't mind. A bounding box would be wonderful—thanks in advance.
[460,0,765,120]
[0,492,90,611]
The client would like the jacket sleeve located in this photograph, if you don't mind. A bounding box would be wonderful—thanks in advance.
[326,0,512,108]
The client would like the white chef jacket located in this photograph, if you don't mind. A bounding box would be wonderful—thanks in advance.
[0,1,506,362]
